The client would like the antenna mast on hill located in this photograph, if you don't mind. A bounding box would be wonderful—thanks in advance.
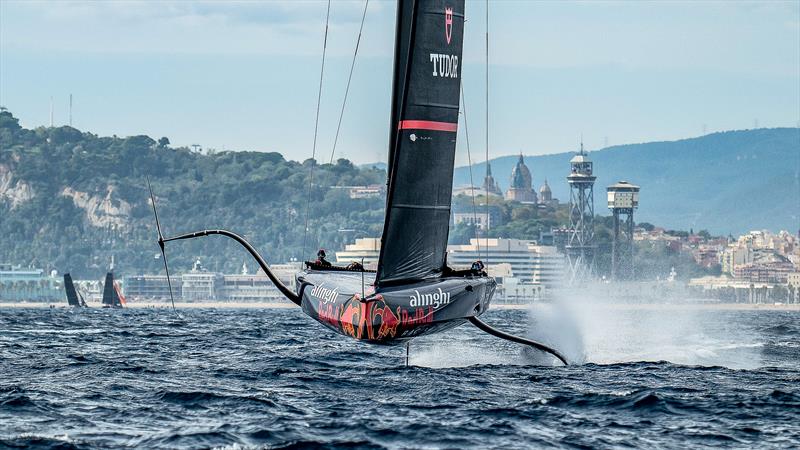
[49,97,54,127]
[69,94,73,127]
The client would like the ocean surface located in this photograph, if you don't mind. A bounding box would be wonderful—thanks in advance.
[1,306,798,449]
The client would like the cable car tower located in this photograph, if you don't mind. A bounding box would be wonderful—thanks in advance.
[565,142,596,282]
[607,181,640,280]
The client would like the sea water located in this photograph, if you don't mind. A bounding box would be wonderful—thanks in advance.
[0,306,798,448]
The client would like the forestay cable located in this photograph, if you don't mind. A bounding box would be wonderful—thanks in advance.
[460,84,480,257]
[484,0,490,266]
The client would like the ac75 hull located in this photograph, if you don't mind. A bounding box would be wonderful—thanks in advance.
[296,270,495,345]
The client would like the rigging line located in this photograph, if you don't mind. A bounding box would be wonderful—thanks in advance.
[329,0,369,164]
[302,0,332,260]
[460,84,480,258]
[484,0,490,267]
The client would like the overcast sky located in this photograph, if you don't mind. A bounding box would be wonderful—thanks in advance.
[1,0,798,165]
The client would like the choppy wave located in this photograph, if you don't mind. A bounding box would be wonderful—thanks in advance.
[0,307,798,448]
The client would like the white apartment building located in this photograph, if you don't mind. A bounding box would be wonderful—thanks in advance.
[335,238,381,267]
[447,238,565,287]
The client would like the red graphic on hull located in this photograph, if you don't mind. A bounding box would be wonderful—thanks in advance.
[315,294,415,341]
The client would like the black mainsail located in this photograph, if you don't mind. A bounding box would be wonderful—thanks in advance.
[101,272,123,308]
[63,273,81,307]
[377,0,464,286]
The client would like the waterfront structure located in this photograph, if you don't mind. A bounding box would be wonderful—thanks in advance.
[124,274,181,300]
[447,238,565,287]
[335,237,381,266]
[607,181,640,280]
[124,262,300,303]
[0,263,61,302]
[688,275,784,304]
[505,154,537,203]
[565,143,596,281]
[181,259,222,301]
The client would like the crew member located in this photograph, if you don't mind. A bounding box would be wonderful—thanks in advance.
[315,249,332,268]
[346,261,364,271]
[471,260,486,275]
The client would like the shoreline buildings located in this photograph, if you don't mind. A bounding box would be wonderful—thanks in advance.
[124,259,300,303]
[0,263,61,302]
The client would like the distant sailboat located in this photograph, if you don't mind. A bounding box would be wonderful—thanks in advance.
[101,272,125,308]
[63,273,87,307]
[149,0,566,364]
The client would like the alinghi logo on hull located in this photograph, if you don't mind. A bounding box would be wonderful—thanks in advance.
[410,288,451,309]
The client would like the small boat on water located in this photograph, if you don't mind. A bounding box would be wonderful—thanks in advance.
[149,0,566,365]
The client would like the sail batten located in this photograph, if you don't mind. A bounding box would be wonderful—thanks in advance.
[377,0,465,286]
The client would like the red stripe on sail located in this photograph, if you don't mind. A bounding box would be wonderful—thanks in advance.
[398,120,458,132]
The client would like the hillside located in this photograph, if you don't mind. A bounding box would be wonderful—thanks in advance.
[1,108,794,279]
[0,110,386,278]
[454,129,800,235]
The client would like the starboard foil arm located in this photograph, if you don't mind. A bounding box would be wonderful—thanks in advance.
[161,229,301,306]
[468,316,568,366]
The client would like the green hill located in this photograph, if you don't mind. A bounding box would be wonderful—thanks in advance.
[0,110,386,278]
[454,128,800,235]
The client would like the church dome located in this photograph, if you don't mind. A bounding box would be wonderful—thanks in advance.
[539,179,552,202]
[539,179,551,194]
[510,154,532,190]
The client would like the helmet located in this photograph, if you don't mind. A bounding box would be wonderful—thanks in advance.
[317,249,327,258]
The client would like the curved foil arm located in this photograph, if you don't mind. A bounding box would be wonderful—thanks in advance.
[161,230,301,306]
[469,316,568,366]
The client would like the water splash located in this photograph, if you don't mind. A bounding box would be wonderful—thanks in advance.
[527,283,766,369]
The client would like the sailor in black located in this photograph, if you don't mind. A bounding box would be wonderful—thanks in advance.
[315,249,332,268]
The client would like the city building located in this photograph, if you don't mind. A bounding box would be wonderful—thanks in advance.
[0,263,61,302]
[447,238,565,287]
[124,261,301,303]
[124,274,180,300]
[348,185,384,199]
[721,230,799,277]
[733,254,795,284]
[505,154,537,203]
[452,204,504,231]
[181,259,222,301]
[335,238,381,267]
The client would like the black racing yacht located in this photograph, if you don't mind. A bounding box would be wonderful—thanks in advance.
[101,272,125,308]
[149,0,566,365]
[63,273,88,307]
